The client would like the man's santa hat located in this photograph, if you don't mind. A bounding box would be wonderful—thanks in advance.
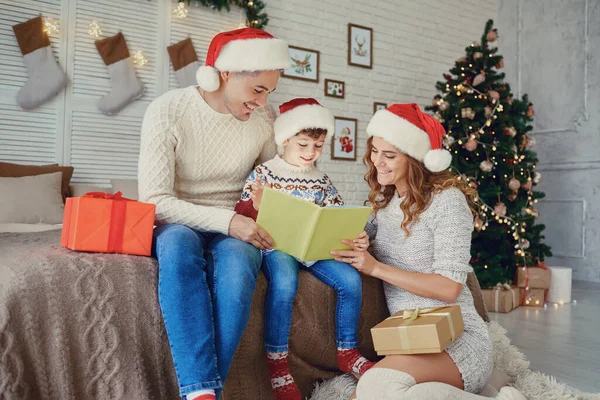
[196,28,290,92]
[366,103,452,172]
[274,98,334,145]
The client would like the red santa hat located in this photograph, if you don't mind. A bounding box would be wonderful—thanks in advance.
[274,98,334,145]
[366,103,452,172]
[196,28,290,92]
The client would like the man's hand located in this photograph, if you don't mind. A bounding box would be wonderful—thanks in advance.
[229,214,274,250]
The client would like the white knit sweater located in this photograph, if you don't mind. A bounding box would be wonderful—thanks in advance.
[367,188,493,393]
[138,86,277,234]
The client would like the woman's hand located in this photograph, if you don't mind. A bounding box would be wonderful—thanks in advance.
[331,248,380,276]
[344,230,369,251]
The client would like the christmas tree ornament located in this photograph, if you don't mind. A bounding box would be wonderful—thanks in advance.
[444,73,453,82]
[167,37,200,87]
[474,52,483,59]
[465,139,478,151]
[480,160,493,172]
[507,192,517,201]
[468,180,478,189]
[443,135,455,147]
[494,202,507,217]
[484,106,493,117]
[456,56,468,63]
[521,181,533,191]
[530,209,539,219]
[533,171,541,184]
[527,105,535,117]
[474,217,484,231]
[488,90,500,101]
[508,177,521,192]
[504,126,517,138]
[433,111,445,123]
[496,58,504,69]
[486,29,498,42]
[521,239,530,250]
[11,16,68,110]
[439,101,450,111]
[473,72,486,86]
[94,32,144,115]
[461,107,475,119]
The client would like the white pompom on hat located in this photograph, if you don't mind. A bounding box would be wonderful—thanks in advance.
[196,27,290,92]
[366,103,452,172]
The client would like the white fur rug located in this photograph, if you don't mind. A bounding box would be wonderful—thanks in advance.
[309,321,600,400]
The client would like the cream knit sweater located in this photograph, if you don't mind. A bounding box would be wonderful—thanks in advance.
[138,86,277,234]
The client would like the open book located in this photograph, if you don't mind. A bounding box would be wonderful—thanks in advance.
[256,187,372,262]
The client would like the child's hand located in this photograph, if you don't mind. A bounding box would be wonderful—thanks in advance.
[341,230,369,252]
[250,177,266,211]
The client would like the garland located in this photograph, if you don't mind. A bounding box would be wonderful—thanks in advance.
[179,0,269,29]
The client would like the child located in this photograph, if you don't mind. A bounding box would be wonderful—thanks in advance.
[234,98,374,400]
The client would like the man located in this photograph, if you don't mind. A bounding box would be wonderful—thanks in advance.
[138,28,290,400]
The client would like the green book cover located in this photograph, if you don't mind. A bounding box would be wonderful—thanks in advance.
[256,187,372,262]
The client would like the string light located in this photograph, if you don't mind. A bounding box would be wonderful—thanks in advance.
[173,2,188,18]
[88,20,102,38]
[132,50,148,67]
[43,17,59,36]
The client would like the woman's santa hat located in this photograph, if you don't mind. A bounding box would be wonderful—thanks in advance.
[196,28,290,92]
[274,98,334,145]
[366,103,452,172]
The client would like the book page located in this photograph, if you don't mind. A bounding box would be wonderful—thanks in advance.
[256,188,319,260]
[304,206,372,262]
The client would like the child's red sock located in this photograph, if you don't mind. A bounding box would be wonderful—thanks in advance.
[337,348,376,377]
[266,351,302,400]
[186,389,216,400]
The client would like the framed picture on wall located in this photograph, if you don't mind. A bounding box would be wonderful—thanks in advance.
[331,117,358,161]
[282,45,320,82]
[373,102,387,114]
[348,24,373,69]
[324,79,345,99]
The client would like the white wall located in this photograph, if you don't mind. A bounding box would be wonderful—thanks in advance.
[497,0,600,282]
[0,0,496,204]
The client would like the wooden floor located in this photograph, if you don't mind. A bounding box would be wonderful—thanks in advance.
[488,280,600,394]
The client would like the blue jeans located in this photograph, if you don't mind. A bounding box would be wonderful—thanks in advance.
[153,224,262,398]
[262,250,362,352]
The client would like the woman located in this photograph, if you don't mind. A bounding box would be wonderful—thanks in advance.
[331,104,526,400]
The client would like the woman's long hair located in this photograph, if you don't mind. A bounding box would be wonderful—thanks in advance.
[364,137,477,236]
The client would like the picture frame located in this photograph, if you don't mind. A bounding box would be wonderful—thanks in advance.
[282,45,320,82]
[373,102,387,114]
[331,116,358,161]
[324,79,345,99]
[348,24,373,69]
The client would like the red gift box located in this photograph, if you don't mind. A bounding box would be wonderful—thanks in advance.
[60,191,155,256]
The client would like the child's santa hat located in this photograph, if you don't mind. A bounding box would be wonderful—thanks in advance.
[366,103,452,172]
[274,98,334,145]
[196,28,290,92]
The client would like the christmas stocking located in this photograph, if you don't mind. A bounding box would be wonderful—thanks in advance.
[12,16,67,110]
[167,37,200,88]
[94,32,144,115]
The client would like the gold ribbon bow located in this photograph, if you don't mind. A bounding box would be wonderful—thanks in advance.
[493,283,516,311]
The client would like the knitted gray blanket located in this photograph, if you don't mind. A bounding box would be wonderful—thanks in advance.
[0,230,179,399]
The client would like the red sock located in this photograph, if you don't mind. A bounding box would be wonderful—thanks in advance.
[266,351,302,400]
[189,396,215,400]
[337,348,375,377]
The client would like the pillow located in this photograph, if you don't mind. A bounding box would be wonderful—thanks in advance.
[0,172,64,224]
[467,272,490,322]
[0,162,74,200]
[69,183,111,198]
[111,179,138,200]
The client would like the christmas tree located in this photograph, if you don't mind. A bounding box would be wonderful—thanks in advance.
[426,20,552,289]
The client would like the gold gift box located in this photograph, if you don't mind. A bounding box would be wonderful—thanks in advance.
[370,306,464,356]
[482,284,520,313]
